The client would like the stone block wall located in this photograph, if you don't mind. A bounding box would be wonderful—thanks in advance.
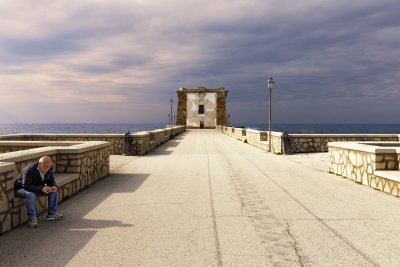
[328,145,375,185]
[328,142,400,196]
[149,129,165,151]
[56,145,110,189]
[0,141,110,235]
[0,163,17,234]
[131,132,150,155]
[163,128,172,142]
[291,135,399,153]
[0,134,123,155]
[216,126,400,154]
[0,141,77,154]
[0,126,186,156]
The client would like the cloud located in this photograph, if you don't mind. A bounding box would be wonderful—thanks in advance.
[0,0,399,123]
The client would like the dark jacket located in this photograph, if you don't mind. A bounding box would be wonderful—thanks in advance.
[14,162,57,194]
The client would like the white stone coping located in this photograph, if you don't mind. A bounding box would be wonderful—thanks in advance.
[291,134,399,138]
[0,141,81,147]
[0,147,59,162]
[328,141,400,153]
[148,129,166,133]
[245,129,283,137]
[0,126,185,140]
[374,171,400,183]
[0,133,125,138]
[218,126,400,139]
[0,141,110,162]
[131,131,150,137]
[244,129,261,134]
[56,141,110,153]
[0,162,15,172]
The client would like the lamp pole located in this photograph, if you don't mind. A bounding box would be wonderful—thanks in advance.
[169,99,173,125]
[267,77,275,152]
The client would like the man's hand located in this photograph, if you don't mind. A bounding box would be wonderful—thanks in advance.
[50,186,58,192]
[42,186,52,194]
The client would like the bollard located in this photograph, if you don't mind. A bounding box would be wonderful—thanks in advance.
[281,131,292,155]
[123,131,133,155]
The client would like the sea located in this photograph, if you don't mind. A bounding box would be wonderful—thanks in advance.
[0,123,399,135]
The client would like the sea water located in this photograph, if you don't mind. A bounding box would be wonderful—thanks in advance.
[0,123,399,135]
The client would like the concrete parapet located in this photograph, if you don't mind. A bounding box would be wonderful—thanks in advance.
[233,128,246,142]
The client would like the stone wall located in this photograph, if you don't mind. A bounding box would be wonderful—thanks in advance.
[234,128,246,141]
[291,134,399,153]
[216,126,400,154]
[0,141,110,234]
[0,134,123,155]
[0,126,186,156]
[0,126,186,235]
[218,126,283,153]
[328,141,400,196]
[0,141,78,154]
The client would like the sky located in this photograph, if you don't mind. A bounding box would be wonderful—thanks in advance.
[0,0,399,124]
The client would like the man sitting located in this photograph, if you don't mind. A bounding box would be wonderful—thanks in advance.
[14,156,63,228]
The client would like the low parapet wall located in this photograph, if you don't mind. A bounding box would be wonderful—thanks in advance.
[0,125,186,155]
[290,134,399,153]
[0,125,186,234]
[328,141,400,197]
[0,141,110,234]
[216,125,400,154]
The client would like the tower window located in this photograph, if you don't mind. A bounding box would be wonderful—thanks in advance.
[198,105,205,114]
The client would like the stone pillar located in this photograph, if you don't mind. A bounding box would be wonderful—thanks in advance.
[176,91,187,126]
[216,90,228,126]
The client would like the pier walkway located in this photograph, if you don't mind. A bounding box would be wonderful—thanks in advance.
[1,129,400,266]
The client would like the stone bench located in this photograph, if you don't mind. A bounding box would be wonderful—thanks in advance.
[374,171,400,183]
[0,141,110,234]
[370,171,400,197]
[10,172,80,228]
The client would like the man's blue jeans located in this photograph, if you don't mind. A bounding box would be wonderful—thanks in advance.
[14,189,58,219]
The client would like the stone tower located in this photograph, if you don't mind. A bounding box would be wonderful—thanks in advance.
[176,87,228,129]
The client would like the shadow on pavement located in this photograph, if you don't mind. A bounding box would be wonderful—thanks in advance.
[0,173,149,266]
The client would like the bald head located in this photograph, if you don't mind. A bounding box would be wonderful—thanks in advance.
[38,156,52,173]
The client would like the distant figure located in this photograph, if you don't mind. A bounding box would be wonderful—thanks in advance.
[14,156,63,228]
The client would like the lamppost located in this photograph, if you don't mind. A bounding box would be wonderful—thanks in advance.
[267,77,275,152]
[228,113,231,126]
[169,99,173,125]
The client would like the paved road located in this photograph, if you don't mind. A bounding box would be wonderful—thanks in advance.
[1,129,400,266]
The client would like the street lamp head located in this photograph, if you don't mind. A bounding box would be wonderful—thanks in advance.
[267,77,275,90]
[170,98,173,106]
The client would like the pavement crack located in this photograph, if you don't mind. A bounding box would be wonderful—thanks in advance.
[206,152,223,267]
[131,202,187,206]
[285,221,305,267]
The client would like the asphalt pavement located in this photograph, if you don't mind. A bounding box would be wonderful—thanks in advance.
[1,129,399,267]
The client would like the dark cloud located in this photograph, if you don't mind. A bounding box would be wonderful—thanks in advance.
[0,0,399,123]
